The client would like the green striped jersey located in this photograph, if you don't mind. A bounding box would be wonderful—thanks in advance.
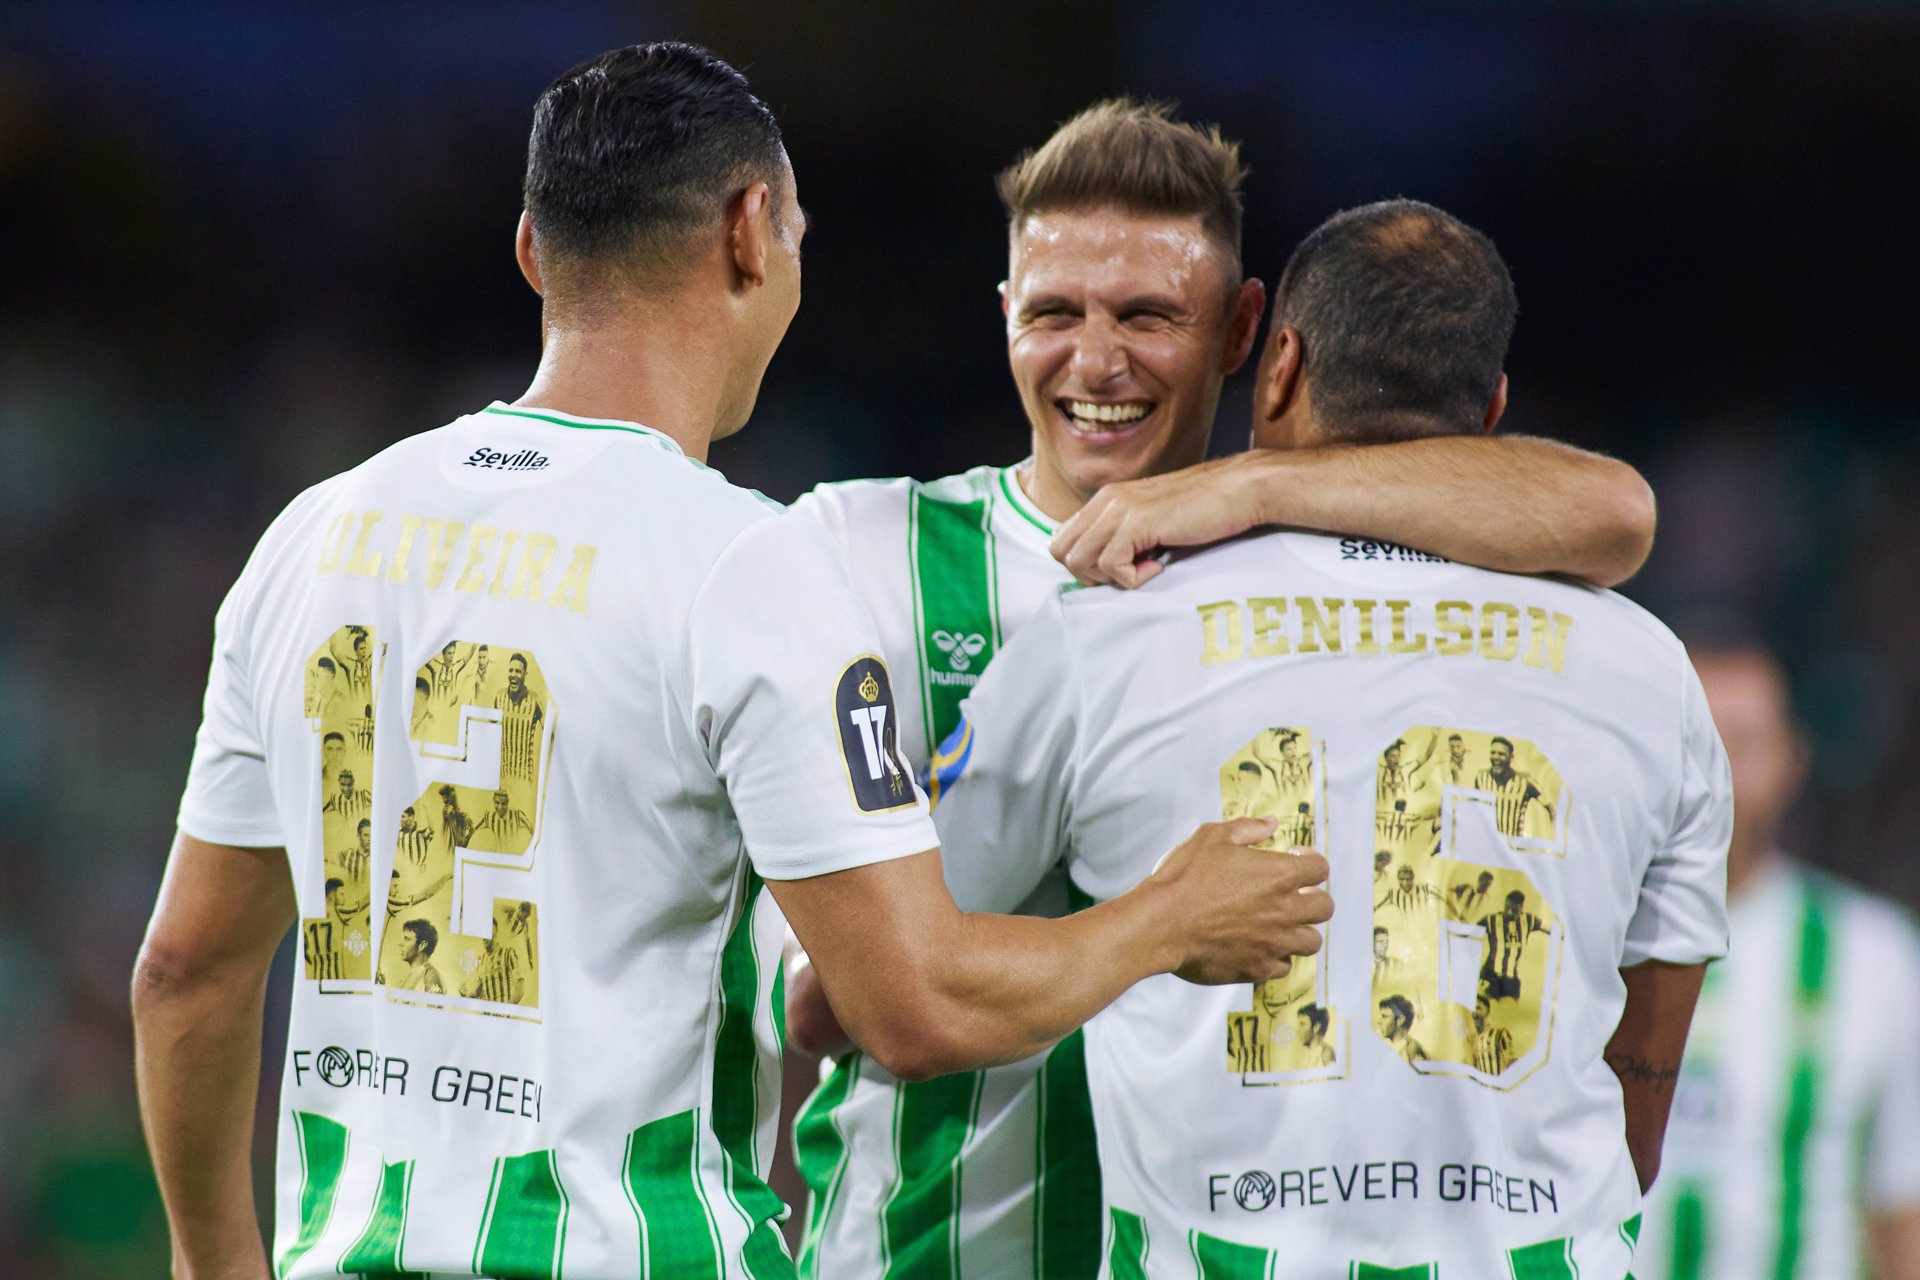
[1637,861,1920,1279]
[931,528,1733,1278]
[176,403,937,1278]
[788,463,1102,1279]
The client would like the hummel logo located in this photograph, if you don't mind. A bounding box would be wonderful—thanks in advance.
[933,630,987,671]
[464,446,550,472]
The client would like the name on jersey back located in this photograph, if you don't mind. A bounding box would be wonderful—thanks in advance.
[1198,596,1574,676]
[316,509,598,616]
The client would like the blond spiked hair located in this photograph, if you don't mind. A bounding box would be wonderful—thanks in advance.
[996,98,1247,264]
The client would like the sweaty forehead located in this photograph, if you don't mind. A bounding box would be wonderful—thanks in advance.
[1010,209,1232,296]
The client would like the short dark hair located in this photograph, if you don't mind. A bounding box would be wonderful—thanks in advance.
[323,731,344,745]
[524,43,785,285]
[1299,1004,1329,1035]
[1277,199,1516,440]
[1380,994,1415,1031]
[402,918,439,956]
[1490,735,1515,753]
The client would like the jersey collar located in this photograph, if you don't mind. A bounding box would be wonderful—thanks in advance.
[480,402,686,456]
[997,463,1060,540]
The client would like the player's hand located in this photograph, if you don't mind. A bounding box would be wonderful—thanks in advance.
[1050,454,1268,588]
[1145,818,1332,985]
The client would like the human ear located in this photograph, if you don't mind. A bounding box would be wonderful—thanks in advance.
[1221,277,1268,374]
[1483,372,1509,434]
[515,211,542,296]
[728,182,774,288]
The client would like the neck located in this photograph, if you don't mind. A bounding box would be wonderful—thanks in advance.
[516,304,738,463]
[1018,452,1091,523]
[1019,434,1213,524]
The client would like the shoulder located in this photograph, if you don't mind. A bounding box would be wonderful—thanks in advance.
[793,464,1003,525]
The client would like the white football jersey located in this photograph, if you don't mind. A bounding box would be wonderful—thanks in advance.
[1635,860,1920,1280]
[177,402,936,1280]
[788,464,1105,1280]
[934,529,1733,1280]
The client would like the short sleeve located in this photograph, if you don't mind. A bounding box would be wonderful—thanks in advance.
[688,513,937,881]
[928,591,1079,914]
[177,572,285,847]
[1622,655,1732,967]
[1864,919,1920,1210]
[786,486,846,549]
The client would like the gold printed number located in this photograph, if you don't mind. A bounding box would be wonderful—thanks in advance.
[1222,726,1570,1090]
[1370,727,1566,1088]
[377,641,549,1016]
[1222,728,1347,1083]
[304,626,382,988]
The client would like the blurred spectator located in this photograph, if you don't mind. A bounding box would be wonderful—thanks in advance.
[1637,631,1920,1280]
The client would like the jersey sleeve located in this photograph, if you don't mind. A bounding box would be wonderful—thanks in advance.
[926,591,1079,914]
[687,512,938,881]
[1863,915,1920,1210]
[785,485,848,550]
[176,560,286,847]
[1622,655,1733,967]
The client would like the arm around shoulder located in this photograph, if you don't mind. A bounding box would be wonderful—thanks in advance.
[1050,436,1657,590]
[1246,436,1658,588]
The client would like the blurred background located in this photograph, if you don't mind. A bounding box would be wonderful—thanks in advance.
[3,1,1918,1274]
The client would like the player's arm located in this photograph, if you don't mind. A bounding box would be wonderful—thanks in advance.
[785,950,854,1058]
[770,822,1328,1080]
[133,832,294,1280]
[1604,959,1706,1192]
[1607,656,1733,1191]
[1051,436,1656,590]
[1868,1207,1920,1280]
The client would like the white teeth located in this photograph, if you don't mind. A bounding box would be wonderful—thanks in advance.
[1065,400,1151,425]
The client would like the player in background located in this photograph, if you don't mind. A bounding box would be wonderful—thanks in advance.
[129,46,1331,1280]
[784,99,1661,1279]
[1635,633,1920,1280]
[926,198,1732,1276]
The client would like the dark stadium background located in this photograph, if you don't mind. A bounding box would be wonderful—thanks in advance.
[3,1,1917,1272]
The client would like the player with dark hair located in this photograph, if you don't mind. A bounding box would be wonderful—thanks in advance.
[1470,996,1514,1076]
[394,919,444,994]
[1376,995,1427,1063]
[319,729,345,782]
[929,198,1730,1274]
[494,652,544,784]
[1478,889,1549,1002]
[136,45,1329,1280]
[1473,734,1554,838]
[1295,1003,1335,1066]
[787,105,1665,1277]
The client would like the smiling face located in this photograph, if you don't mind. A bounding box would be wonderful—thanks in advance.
[1004,208,1258,515]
